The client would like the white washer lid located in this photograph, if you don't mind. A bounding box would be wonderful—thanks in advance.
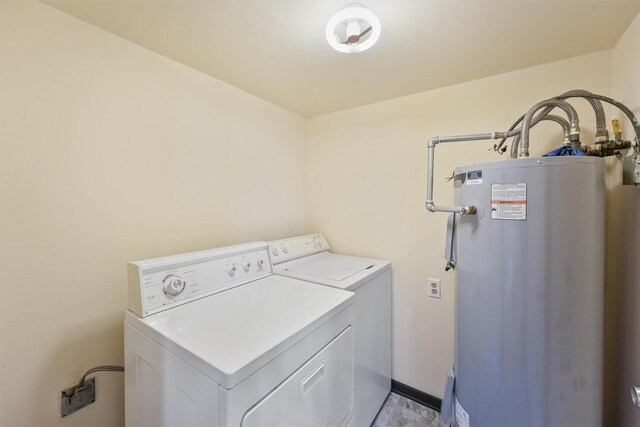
[286,256,375,281]
[274,253,391,291]
[125,275,354,389]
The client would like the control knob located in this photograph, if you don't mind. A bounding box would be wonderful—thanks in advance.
[242,262,251,272]
[162,275,186,296]
[257,259,264,270]
[227,264,238,277]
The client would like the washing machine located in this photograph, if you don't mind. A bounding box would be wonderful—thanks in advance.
[268,234,391,427]
[124,241,356,427]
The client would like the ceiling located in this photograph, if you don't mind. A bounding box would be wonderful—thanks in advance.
[41,0,640,117]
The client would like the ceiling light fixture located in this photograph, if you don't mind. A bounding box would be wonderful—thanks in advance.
[325,4,381,54]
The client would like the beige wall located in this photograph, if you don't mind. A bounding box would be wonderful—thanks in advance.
[305,50,614,398]
[605,12,640,427]
[0,1,306,426]
[2,1,639,426]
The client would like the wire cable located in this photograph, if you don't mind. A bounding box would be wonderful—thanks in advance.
[77,365,124,386]
[70,365,124,401]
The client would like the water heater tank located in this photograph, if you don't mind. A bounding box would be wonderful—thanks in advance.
[452,156,604,427]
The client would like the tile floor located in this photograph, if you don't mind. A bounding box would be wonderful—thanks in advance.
[372,392,450,427]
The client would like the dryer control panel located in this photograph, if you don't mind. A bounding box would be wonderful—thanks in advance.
[268,233,330,265]
[128,242,271,317]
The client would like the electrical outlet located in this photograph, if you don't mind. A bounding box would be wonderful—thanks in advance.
[428,278,441,299]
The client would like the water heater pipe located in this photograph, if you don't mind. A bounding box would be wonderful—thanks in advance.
[558,90,607,141]
[426,133,504,214]
[510,115,571,158]
[426,92,640,216]
[520,99,580,157]
[496,90,610,153]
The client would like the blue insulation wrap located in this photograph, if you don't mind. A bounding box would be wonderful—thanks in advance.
[543,146,585,157]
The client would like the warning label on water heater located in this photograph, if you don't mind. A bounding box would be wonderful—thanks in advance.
[491,183,527,220]
[455,398,470,427]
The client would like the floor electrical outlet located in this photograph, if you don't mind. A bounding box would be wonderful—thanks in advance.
[428,278,441,299]
[60,377,96,417]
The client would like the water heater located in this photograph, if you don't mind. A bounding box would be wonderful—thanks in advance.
[452,156,604,427]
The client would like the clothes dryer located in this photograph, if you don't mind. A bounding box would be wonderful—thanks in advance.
[125,242,355,427]
[269,234,391,427]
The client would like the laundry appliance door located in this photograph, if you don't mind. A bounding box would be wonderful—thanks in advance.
[241,326,354,427]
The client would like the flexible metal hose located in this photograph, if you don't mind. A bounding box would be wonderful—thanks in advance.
[497,91,639,153]
[575,92,640,142]
[510,115,570,158]
[564,90,607,140]
[497,91,594,149]
[493,90,594,142]
[501,95,582,151]
[520,99,580,157]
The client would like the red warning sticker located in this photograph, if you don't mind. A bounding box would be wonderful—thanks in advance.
[491,183,527,220]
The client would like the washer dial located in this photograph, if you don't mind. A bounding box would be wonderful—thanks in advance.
[162,275,185,296]
[227,264,238,277]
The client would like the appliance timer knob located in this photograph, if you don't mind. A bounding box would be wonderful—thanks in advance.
[227,264,237,277]
[162,275,185,296]
[242,262,251,272]
[257,259,264,269]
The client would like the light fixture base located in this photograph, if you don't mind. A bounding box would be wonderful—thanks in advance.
[325,5,381,54]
